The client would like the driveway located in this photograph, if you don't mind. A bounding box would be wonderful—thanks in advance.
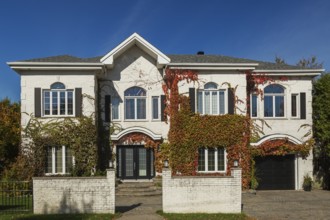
[242,190,330,220]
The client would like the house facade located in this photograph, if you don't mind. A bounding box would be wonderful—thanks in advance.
[8,33,323,190]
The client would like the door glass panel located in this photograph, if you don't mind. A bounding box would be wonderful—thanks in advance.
[125,148,134,177]
[139,148,147,176]
[150,149,154,176]
[118,148,122,177]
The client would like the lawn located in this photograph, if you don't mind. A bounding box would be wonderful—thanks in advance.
[157,211,254,220]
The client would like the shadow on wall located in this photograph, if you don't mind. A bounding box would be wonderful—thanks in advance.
[41,190,94,214]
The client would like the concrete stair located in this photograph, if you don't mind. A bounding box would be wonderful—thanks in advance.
[116,182,162,197]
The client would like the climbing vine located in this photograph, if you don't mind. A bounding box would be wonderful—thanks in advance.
[13,116,98,180]
[161,68,313,189]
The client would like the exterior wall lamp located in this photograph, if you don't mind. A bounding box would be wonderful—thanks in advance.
[164,159,169,168]
[233,159,239,168]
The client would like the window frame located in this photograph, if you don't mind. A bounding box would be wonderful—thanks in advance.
[263,84,286,118]
[42,83,75,117]
[291,93,299,118]
[250,93,258,118]
[45,145,73,175]
[111,96,120,121]
[124,87,147,121]
[151,96,160,121]
[197,83,226,115]
[197,147,227,173]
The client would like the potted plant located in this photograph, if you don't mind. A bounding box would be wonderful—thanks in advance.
[303,174,313,191]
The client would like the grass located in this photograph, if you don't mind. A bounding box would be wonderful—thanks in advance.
[157,211,254,220]
[0,213,119,220]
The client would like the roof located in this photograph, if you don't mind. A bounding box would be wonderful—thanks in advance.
[17,54,309,70]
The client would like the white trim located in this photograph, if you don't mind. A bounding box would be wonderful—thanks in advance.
[169,66,256,70]
[111,127,162,141]
[101,33,170,67]
[169,63,259,67]
[197,148,227,173]
[253,69,323,76]
[250,134,303,146]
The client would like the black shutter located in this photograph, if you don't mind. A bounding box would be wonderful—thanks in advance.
[161,95,166,122]
[189,88,196,113]
[300,92,306,119]
[105,95,111,122]
[228,88,235,115]
[75,88,82,117]
[34,88,41,117]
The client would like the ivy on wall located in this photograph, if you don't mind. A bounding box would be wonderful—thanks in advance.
[5,116,98,180]
[161,68,313,189]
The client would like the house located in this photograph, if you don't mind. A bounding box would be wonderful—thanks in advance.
[8,33,323,190]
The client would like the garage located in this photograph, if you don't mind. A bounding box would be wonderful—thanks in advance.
[255,154,295,190]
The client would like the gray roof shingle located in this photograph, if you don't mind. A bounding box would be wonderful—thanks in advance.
[17,54,308,70]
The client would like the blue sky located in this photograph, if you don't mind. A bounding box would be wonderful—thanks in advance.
[1,0,329,102]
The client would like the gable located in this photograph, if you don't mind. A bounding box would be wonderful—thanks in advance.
[100,33,170,68]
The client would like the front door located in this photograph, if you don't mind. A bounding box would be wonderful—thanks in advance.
[116,145,155,179]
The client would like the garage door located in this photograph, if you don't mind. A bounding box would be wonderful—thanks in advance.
[255,155,295,190]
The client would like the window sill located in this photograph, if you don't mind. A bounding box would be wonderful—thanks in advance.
[124,119,148,122]
[41,115,76,118]
[197,171,226,173]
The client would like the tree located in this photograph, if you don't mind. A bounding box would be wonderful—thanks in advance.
[275,56,286,65]
[313,73,330,189]
[297,56,323,69]
[0,98,20,176]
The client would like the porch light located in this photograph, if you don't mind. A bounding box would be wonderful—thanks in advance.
[164,159,169,168]
[109,160,113,168]
[233,159,239,168]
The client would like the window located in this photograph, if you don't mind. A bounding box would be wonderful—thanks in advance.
[43,82,74,116]
[251,94,258,117]
[152,96,160,120]
[264,84,285,117]
[291,94,298,117]
[198,147,226,172]
[46,146,73,174]
[124,87,147,120]
[112,96,120,120]
[197,82,225,115]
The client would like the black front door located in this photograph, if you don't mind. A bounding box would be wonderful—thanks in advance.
[116,145,155,179]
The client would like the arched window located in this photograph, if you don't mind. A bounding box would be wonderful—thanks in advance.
[197,82,225,115]
[264,84,285,117]
[50,82,65,90]
[43,82,74,116]
[124,87,147,120]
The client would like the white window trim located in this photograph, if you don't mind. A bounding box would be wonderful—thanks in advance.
[151,96,161,121]
[291,93,300,118]
[198,89,227,115]
[46,145,74,175]
[198,148,227,173]
[263,88,286,118]
[42,89,75,117]
[124,96,147,121]
[250,94,259,118]
[111,96,120,121]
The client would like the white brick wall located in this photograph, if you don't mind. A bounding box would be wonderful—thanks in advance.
[33,169,115,214]
[162,168,242,213]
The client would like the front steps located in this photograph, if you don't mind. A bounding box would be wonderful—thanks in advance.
[116,182,162,197]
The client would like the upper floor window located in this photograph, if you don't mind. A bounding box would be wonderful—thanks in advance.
[43,82,74,116]
[124,87,146,120]
[264,84,285,117]
[197,82,225,115]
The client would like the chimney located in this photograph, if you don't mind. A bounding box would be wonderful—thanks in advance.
[197,51,204,55]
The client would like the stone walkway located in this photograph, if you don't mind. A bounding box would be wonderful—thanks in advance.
[116,195,163,220]
[242,190,330,220]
